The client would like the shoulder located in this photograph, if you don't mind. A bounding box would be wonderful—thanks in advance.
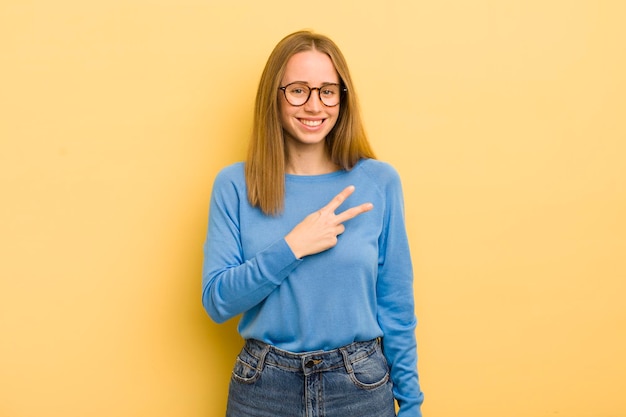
[213,162,246,189]
[214,162,245,182]
[211,162,247,203]
[355,158,403,186]
[356,160,408,220]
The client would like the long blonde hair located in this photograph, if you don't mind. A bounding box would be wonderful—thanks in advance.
[245,30,376,215]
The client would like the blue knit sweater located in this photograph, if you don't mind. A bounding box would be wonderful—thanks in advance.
[202,158,423,416]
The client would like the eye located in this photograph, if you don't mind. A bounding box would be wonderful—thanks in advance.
[320,85,339,97]
[288,84,309,96]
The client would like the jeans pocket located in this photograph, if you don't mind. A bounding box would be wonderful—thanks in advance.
[231,347,263,384]
[347,348,390,390]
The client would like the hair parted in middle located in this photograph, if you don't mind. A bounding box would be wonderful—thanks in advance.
[245,30,376,215]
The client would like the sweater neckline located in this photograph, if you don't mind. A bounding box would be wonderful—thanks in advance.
[285,159,365,182]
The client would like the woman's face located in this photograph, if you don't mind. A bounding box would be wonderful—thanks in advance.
[279,50,340,150]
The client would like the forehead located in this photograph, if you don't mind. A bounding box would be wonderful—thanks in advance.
[282,50,339,84]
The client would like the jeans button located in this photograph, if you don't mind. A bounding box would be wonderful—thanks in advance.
[305,359,321,368]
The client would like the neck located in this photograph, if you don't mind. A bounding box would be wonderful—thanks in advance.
[285,143,338,175]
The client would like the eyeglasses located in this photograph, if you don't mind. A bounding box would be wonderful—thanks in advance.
[279,82,346,107]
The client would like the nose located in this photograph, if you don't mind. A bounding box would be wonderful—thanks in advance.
[303,88,323,112]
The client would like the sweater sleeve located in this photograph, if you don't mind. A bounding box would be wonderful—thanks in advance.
[376,169,424,417]
[201,168,301,323]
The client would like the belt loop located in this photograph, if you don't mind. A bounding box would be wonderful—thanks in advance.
[256,342,270,373]
[339,347,353,374]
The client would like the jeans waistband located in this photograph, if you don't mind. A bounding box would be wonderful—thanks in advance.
[243,338,381,374]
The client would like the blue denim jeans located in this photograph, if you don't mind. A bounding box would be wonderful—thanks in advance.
[226,338,396,417]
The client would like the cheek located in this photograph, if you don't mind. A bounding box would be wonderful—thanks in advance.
[278,99,294,125]
[327,107,341,128]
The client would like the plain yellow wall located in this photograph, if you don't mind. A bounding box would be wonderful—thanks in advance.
[1,1,625,416]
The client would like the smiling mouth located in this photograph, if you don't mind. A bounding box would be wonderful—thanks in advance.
[299,119,324,127]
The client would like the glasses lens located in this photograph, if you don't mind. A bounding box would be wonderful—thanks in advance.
[284,83,310,106]
[319,84,341,106]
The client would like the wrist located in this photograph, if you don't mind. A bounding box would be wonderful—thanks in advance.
[284,235,304,259]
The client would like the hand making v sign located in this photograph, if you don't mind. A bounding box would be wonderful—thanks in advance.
[284,185,373,259]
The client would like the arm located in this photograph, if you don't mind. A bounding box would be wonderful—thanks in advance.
[376,171,424,417]
[201,171,301,323]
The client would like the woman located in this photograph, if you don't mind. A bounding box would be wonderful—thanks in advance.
[202,30,424,417]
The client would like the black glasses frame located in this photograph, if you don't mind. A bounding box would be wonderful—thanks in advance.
[278,82,347,107]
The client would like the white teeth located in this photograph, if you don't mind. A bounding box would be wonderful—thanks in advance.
[300,119,323,127]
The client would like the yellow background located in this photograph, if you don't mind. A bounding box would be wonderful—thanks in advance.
[1,0,625,416]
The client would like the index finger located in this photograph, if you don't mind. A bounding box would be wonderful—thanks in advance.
[335,202,374,223]
[321,185,356,213]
